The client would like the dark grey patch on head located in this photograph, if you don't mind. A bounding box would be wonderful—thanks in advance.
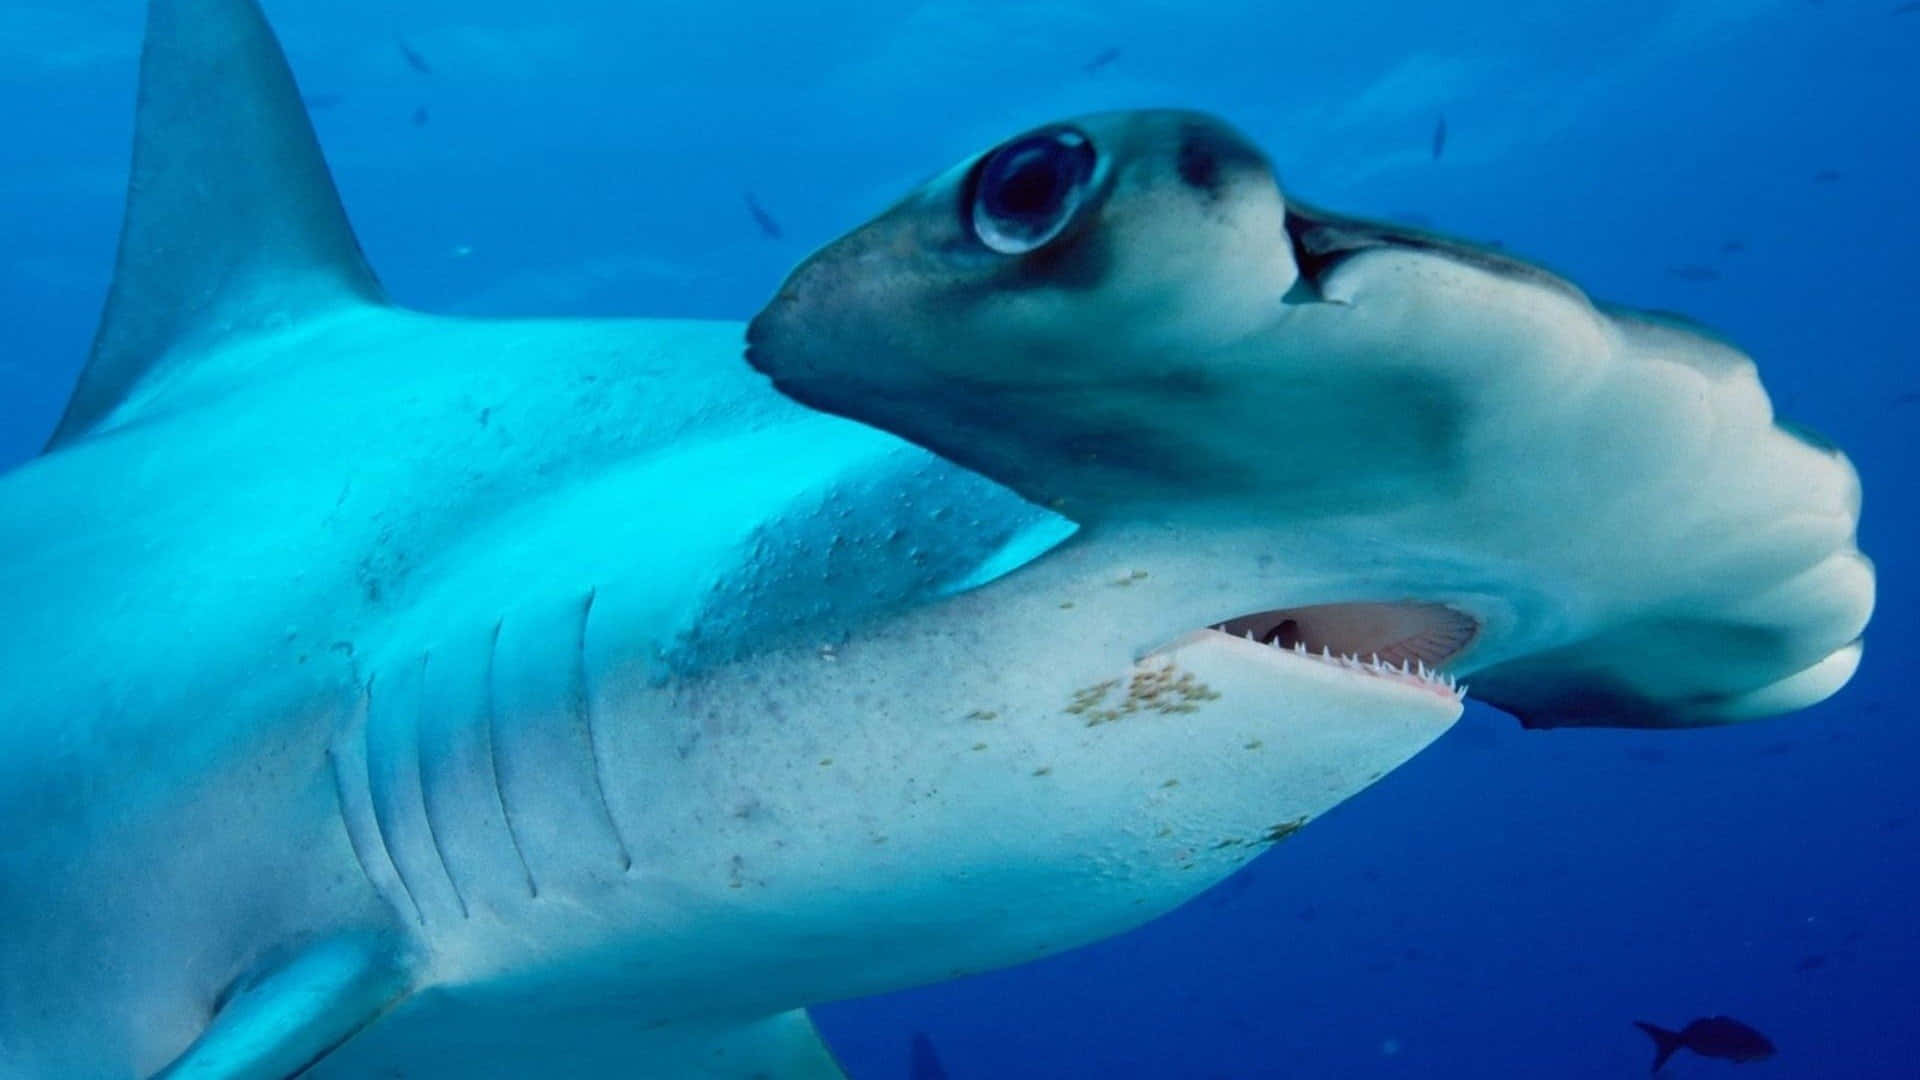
[1175,120,1266,202]
[1177,131,1224,198]
[1283,199,1585,304]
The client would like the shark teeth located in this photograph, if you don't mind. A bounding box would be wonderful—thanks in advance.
[1208,625,1467,701]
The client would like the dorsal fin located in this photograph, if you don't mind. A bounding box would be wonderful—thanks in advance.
[47,0,385,450]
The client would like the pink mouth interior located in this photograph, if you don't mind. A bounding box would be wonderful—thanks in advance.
[1212,602,1478,671]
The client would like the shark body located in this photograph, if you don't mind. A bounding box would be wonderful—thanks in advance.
[3,3,1465,1077]
[0,5,1872,1080]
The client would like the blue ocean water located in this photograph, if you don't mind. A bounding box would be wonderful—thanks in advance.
[0,1,1912,1076]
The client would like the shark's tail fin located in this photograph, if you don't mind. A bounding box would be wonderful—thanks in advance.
[1633,1020,1684,1074]
[47,0,385,450]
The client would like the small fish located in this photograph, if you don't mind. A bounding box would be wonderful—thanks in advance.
[743,191,783,240]
[302,92,344,111]
[1431,115,1447,160]
[1667,263,1720,282]
[1813,168,1842,183]
[1720,238,1746,254]
[396,36,433,75]
[1634,1016,1776,1073]
[410,105,429,127]
[908,1032,950,1080]
[1082,47,1121,74]
[1795,953,1829,972]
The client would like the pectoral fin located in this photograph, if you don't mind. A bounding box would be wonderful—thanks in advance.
[152,935,411,1080]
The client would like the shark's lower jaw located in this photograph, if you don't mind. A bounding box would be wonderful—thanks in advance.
[1148,601,1478,702]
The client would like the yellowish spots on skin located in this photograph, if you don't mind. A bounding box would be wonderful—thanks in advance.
[1058,600,1075,609]
[818,758,833,766]
[1032,766,1052,777]
[965,709,997,721]
[1067,663,1220,725]
[1109,569,1150,587]
[1243,738,1264,750]
[971,742,989,751]
[1065,679,1120,718]
[1161,779,1180,789]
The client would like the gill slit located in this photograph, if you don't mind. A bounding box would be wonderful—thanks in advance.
[327,741,383,900]
[486,617,540,899]
[362,673,426,926]
[416,652,471,920]
[578,588,634,872]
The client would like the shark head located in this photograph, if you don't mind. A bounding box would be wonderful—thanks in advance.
[749,108,1875,731]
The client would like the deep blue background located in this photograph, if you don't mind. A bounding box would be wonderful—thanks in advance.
[1,1,1913,1076]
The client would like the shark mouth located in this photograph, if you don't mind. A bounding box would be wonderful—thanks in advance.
[1169,602,1478,700]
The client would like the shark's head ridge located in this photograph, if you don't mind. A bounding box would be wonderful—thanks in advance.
[750,109,1874,731]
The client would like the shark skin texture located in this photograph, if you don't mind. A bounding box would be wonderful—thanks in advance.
[0,3,1492,1078]
[748,111,1874,731]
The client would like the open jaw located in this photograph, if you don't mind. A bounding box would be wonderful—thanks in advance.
[1147,601,1479,702]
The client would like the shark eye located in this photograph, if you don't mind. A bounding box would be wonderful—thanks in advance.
[968,128,1097,255]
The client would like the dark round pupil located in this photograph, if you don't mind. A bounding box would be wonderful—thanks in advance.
[987,145,1069,220]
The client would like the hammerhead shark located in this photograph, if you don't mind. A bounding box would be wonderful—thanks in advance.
[0,1,1870,1077]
